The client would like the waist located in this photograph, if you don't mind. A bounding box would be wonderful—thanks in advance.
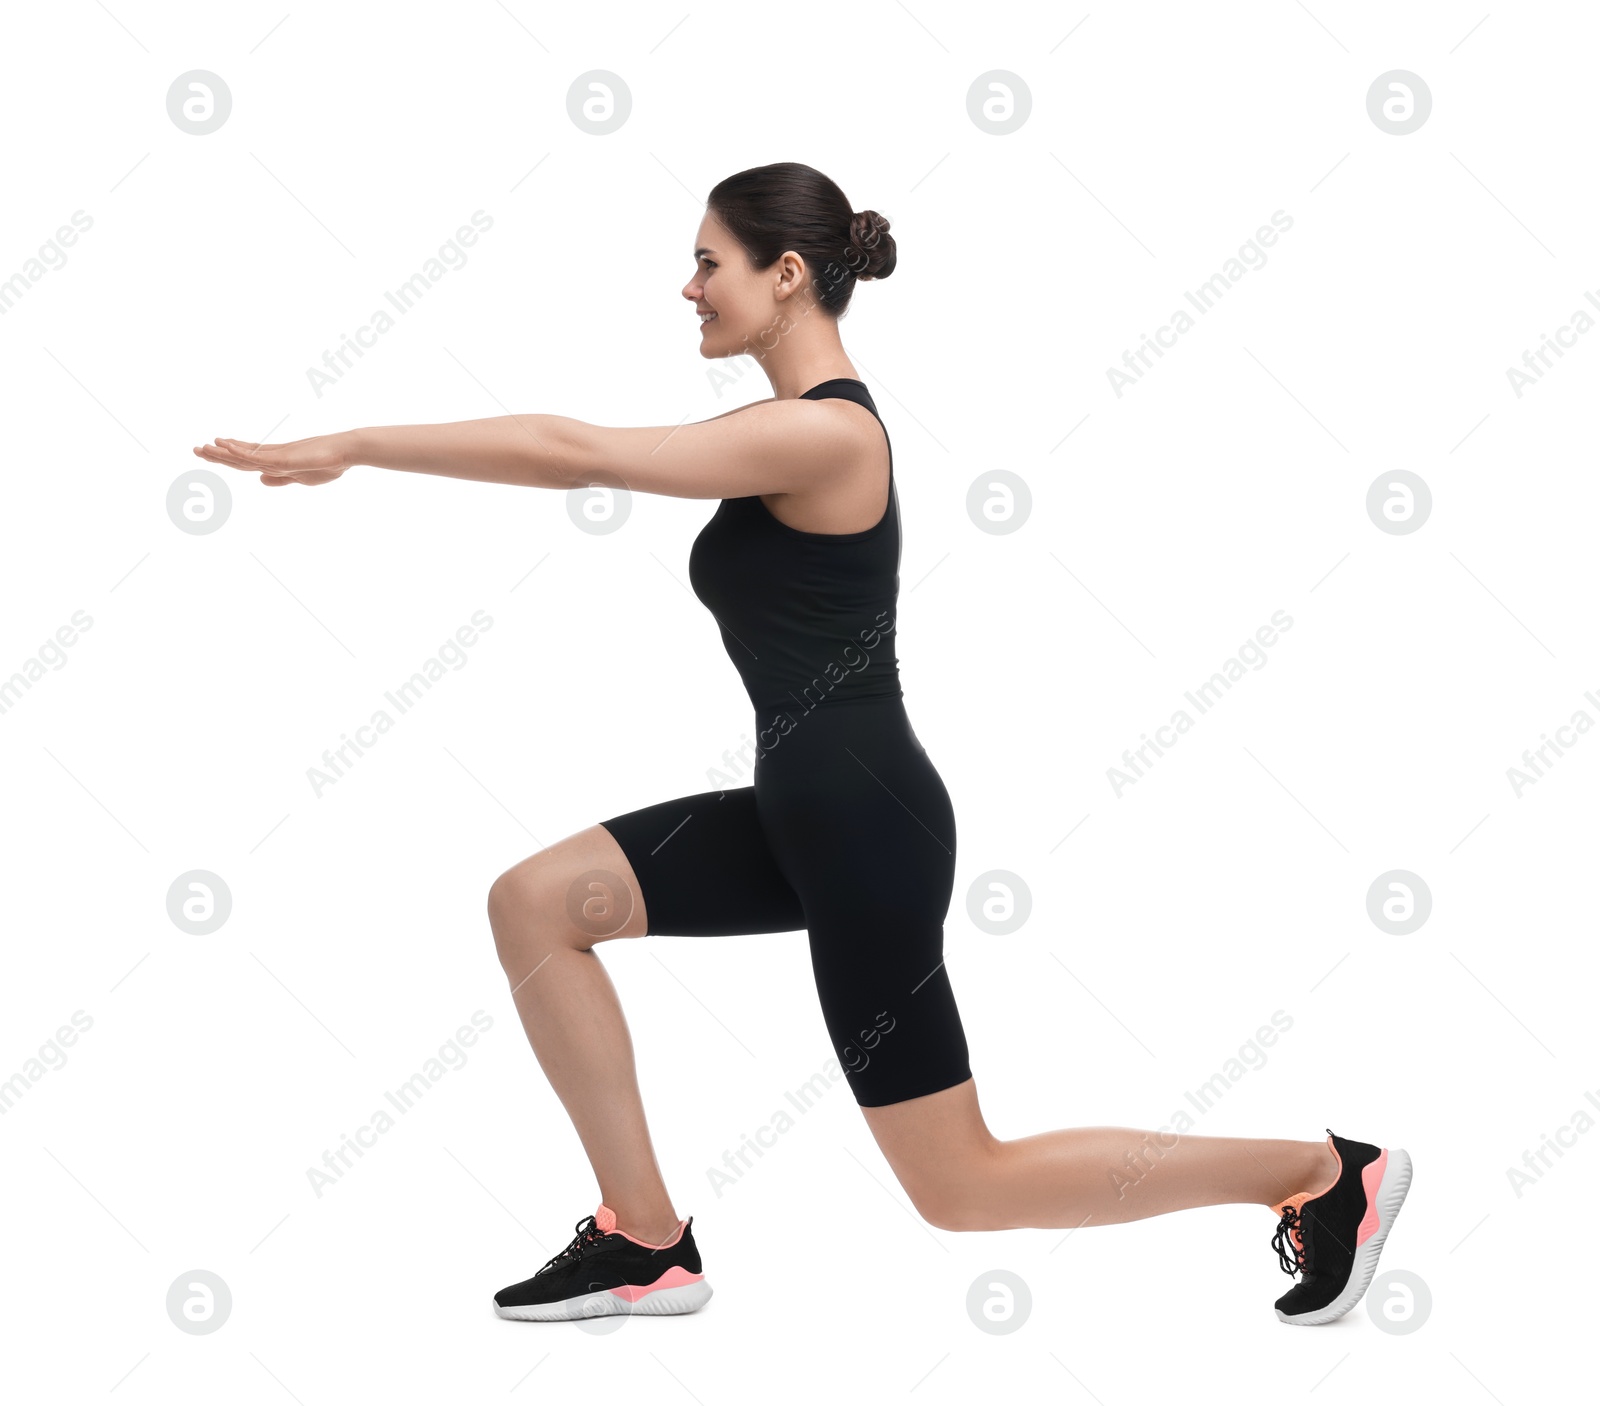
[749,676,904,723]
[749,691,931,771]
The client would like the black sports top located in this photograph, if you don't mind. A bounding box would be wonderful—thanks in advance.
[688,378,903,725]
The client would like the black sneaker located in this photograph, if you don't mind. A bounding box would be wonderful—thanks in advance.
[1269,1129,1413,1325]
[493,1203,712,1321]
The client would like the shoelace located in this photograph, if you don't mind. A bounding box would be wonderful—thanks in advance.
[1271,1204,1307,1276]
[537,1214,610,1276]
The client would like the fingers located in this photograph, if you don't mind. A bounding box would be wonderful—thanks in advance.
[192,445,258,471]
[194,441,269,465]
[196,437,270,462]
[192,444,294,478]
[192,438,314,487]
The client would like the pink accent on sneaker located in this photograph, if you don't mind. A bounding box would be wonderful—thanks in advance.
[608,1264,705,1303]
[1356,1150,1388,1245]
[593,1203,686,1249]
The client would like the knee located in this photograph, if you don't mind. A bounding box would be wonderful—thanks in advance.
[489,851,641,971]
[487,863,561,968]
[911,1189,995,1233]
[900,1160,1002,1233]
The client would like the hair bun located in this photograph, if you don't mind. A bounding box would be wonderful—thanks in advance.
[848,209,896,281]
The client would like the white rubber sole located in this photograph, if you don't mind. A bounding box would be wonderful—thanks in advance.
[495,1279,713,1322]
[1277,1147,1413,1326]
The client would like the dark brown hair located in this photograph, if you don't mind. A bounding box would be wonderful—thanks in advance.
[706,162,896,316]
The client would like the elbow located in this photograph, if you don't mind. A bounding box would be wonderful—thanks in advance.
[527,415,599,492]
[518,414,579,490]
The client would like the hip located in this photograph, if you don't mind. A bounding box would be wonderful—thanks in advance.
[750,697,953,840]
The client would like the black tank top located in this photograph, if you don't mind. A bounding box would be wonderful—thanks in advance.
[689,378,902,724]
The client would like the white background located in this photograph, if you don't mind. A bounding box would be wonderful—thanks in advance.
[1,0,1592,1400]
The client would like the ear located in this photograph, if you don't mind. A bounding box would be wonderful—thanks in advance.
[772,249,807,302]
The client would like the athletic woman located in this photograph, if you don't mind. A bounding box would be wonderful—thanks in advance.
[194,162,1411,1327]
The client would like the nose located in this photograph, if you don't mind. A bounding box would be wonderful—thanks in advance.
[682,276,700,302]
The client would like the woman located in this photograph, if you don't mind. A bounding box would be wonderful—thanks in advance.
[195,161,1411,1327]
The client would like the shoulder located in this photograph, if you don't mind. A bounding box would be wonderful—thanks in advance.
[549,394,874,501]
[702,394,879,466]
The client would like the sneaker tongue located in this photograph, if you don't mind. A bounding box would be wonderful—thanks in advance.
[594,1203,618,1234]
[1270,1190,1313,1219]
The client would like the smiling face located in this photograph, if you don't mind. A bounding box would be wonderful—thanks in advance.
[682,210,809,359]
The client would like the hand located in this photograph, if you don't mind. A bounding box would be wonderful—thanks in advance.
[192,431,354,487]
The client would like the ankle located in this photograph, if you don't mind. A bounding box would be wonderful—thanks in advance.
[605,1201,682,1246]
[1304,1140,1339,1195]
[616,1216,682,1247]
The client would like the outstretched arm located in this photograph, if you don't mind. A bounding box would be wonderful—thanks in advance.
[191,395,870,500]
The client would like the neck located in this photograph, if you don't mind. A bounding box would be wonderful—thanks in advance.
[766,363,861,401]
[755,318,858,401]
